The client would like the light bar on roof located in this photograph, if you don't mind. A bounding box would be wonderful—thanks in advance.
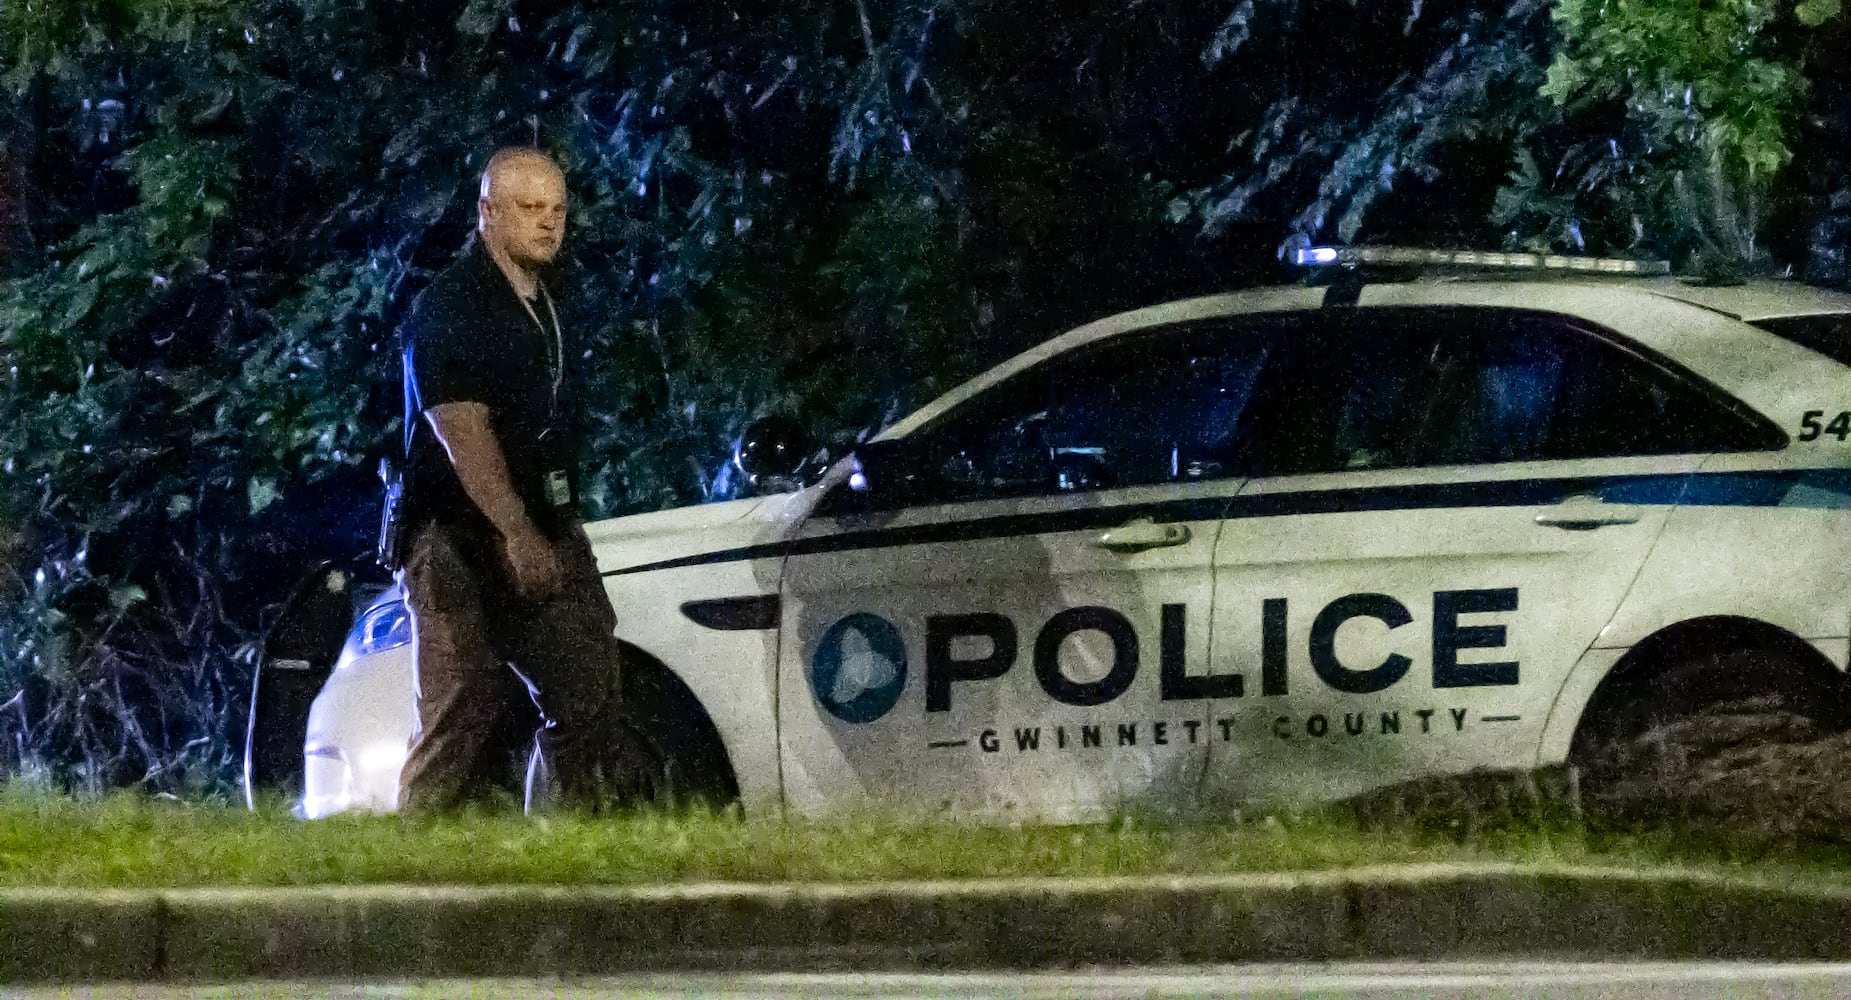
[1291,245,1672,276]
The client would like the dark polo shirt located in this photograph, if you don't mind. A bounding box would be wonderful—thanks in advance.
[400,242,582,548]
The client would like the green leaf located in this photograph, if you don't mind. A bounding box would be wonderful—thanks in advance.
[246,476,278,515]
[454,0,510,36]
[108,583,147,611]
[57,281,100,333]
[1797,0,1842,27]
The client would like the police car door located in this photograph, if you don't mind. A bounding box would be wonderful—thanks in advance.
[778,320,1281,821]
[1200,306,1779,808]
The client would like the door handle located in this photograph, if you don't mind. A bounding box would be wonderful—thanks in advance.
[1534,495,1642,530]
[1096,519,1192,551]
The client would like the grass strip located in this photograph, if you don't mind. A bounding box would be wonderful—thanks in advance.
[3,783,1848,889]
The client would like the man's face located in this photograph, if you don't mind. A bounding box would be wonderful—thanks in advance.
[481,157,568,269]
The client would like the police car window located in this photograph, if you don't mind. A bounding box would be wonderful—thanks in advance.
[912,323,1281,502]
[1420,314,1779,464]
[1236,309,1776,477]
[1418,323,1569,464]
[1233,318,1450,475]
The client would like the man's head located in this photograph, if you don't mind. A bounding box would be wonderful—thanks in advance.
[477,147,568,270]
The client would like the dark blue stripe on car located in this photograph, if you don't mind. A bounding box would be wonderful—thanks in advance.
[601,468,1851,578]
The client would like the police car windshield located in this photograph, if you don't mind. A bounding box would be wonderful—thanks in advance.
[1753,314,1851,367]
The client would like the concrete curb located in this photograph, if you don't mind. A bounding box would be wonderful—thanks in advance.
[6,862,1851,983]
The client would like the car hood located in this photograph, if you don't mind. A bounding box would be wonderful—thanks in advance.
[582,489,815,575]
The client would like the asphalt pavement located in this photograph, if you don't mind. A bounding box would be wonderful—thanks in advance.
[17,962,1851,999]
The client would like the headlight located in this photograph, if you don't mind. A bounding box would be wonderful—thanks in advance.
[349,600,412,658]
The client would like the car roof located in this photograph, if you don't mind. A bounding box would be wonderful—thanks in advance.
[1613,276,1851,323]
[881,277,1851,441]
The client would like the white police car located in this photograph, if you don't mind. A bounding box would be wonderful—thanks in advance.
[289,248,1851,822]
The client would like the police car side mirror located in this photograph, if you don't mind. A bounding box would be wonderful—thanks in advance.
[734,416,813,488]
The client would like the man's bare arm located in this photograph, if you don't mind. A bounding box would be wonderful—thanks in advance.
[425,402,562,596]
[423,402,538,541]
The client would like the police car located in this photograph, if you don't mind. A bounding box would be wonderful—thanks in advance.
[279,247,1851,822]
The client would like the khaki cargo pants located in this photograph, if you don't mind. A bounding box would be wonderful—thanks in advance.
[397,520,625,813]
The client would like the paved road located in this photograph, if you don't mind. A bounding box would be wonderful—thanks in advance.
[19,963,1851,998]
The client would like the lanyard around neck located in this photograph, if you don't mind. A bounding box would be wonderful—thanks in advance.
[515,286,563,416]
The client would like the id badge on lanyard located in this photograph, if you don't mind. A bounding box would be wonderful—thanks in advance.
[522,290,573,512]
[543,471,572,508]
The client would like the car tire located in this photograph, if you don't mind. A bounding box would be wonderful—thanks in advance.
[1569,645,1847,792]
[522,660,738,815]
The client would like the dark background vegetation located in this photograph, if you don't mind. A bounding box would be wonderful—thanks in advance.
[0,0,1846,795]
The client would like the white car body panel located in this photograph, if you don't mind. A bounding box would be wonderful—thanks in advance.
[302,640,412,818]
[1200,454,1687,809]
[1630,275,1851,322]
[1601,478,1851,649]
[588,491,807,816]
[301,276,1851,821]
[777,480,1246,823]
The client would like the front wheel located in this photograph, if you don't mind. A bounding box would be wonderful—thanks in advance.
[521,720,734,815]
[523,662,738,815]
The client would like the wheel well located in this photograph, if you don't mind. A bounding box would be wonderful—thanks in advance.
[617,641,742,803]
[1570,616,1848,757]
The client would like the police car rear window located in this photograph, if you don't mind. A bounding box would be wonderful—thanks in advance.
[1754,314,1851,367]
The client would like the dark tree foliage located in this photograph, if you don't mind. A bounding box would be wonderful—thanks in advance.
[0,0,1844,794]
[1498,0,1847,273]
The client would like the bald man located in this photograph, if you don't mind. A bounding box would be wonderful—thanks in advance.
[394,147,625,812]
